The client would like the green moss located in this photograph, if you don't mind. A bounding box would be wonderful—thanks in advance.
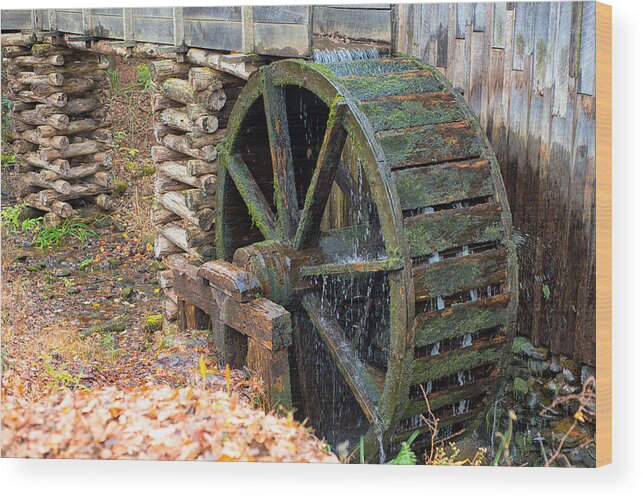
[513,377,529,399]
[542,284,551,300]
[360,98,464,132]
[145,314,163,333]
[411,346,502,382]
[414,301,507,346]
[302,61,335,80]
[405,210,502,258]
[341,73,442,99]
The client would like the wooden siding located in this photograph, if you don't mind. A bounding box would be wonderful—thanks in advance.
[1,6,312,57]
[397,2,597,366]
[313,4,393,42]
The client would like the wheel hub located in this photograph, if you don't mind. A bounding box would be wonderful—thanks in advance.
[233,240,296,306]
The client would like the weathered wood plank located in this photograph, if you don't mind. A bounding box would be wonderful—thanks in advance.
[197,260,261,303]
[578,1,596,95]
[313,6,392,43]
[413,294,509,347]
[377,121,483,170]
[413,249,507,301]
[223,297,292,352]
[512,2,535,70]
[411,339,504,383]
[492,2,507,49]
[359,92,464,132]
[394,159,493,210]
[404,202,503,258]
[254,6,308,25]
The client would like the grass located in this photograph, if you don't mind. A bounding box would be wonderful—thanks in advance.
[31,217,98,250]
[1,205,98,250]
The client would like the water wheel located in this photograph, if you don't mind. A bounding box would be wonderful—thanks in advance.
[214,55,518,461]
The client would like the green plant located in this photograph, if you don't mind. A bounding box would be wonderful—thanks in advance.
[1,154,16,167]
[41,354,85,390]
[80,258,94,271]
[493,410,517,466]
[100,332,118,356]
[542,284,551,300]
[1,96,12,142]
[1,203,27,232]
[135,64,152,92]
[107,68,120,92]
[389,430,419,465]
[31,217,97,250]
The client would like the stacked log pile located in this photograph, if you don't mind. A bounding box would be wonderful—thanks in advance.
[149,59,245,320]
[2,33,114,220]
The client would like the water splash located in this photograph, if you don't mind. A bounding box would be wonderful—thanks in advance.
[312,47,381,64]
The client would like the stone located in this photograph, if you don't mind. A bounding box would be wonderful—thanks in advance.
[529,347,550,361]
[120,287,134,299]
[54,269,72,277]
[528,358,550,375]
[27,261,47,272]
[581,365,596,385]
[511,336,535,358]
[79,314,129,338]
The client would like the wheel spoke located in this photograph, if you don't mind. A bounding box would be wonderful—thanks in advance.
[222,151,278,240]
[301,293,381,424]
[263,68,299,239]
[295,102,348,249]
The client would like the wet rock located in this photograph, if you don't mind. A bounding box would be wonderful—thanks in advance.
[27,261,47,272]
[581,366,596,385]
[14,254,28,263]
[54,269,72,277]
[511,336,535,358]
[529,347,550,361]
[528,358,550,375]
[549,355,562,373]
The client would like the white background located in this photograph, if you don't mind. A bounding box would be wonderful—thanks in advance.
[1,0,640,496]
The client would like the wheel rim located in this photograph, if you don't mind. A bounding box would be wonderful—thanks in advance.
[217,60,412,459]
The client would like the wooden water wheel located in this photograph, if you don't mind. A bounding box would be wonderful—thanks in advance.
[213,55,518,461]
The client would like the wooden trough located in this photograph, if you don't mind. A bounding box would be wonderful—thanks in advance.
[171,55,518,460]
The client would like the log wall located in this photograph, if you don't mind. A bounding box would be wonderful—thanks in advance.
[396,2,597,365]
[148,57,247,321]
[2,32,114,220]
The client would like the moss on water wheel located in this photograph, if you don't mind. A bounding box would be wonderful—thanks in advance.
[217,56,517,462]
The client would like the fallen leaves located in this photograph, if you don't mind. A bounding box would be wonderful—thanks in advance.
[1,385,338,463]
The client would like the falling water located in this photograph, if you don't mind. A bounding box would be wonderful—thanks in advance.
[312,47,381,64]
[431,342,441,356]
[452,399,470,416]
[461,333,473,348]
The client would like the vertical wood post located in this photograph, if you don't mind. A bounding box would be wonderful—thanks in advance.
[242,6,255,55]
[173,7,186,62]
